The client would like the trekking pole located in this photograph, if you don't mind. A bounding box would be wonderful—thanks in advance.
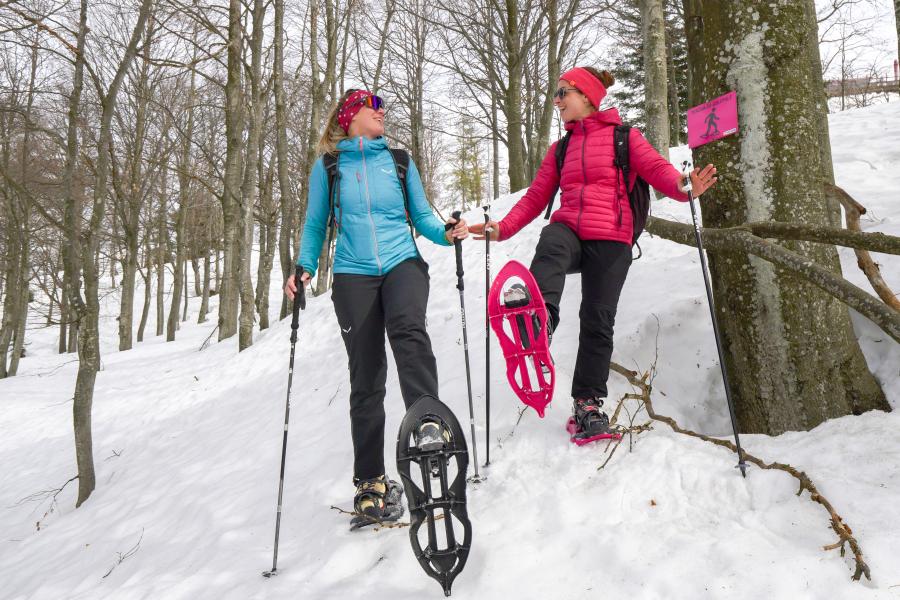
[263,265,306,578]
[483,204,492,468]
[446,210,483,483]
[682,162,748,478]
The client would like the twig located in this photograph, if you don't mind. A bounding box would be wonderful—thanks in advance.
[102,529,144,579]
[199,324,219,351]
[608,360,872,582]
[326,384,342,407]
[13,475,78,531]
[496,406,528,448]
[329,505,430,531]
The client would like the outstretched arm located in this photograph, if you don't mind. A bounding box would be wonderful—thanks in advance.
[296,157,329,276]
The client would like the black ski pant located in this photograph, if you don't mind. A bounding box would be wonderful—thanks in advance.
[331,257,439,482]
[529,223,632,400]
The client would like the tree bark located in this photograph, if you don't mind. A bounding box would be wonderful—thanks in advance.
[168,63,195,342]
[155,161,166,338]
[503,0,527,192]
[274,0,294,319]
[683,0,888,435]
[218,0,244,342]
[199,249,210,324]
[641,0,670,158]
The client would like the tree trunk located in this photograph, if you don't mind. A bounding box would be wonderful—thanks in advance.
[137,257,151,342]
[218,0,244,342]
[168,65,194,341]
[895,0,900,94]
[256,155,277,331]
[59,272,68,353]
[61,0,92,506]
[191,257,201,296]
[199,250,210,324]
[237,0,266,350]
[530,0,561,180]
[274,0,294,320]
[684,0,888,435]
[503,0,527,192]
[666,28,683,145]
[641,0,670,158]
[155,169,166,338]
[66,0,153,508]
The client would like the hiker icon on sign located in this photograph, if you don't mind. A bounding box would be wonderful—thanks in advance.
[703,108,720,139]
[702,108,719,138]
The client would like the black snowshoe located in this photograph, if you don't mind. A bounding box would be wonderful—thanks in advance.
[396,395,472,596]
[349,476,405,531]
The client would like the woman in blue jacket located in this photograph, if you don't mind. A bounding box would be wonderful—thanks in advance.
[284,89,467,525]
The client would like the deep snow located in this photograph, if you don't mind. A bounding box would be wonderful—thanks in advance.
[1,102,898,600]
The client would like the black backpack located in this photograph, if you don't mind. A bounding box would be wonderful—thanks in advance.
[543,125,651,253]
[322,148,415,245]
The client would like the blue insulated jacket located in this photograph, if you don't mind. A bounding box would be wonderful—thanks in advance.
[297,136,450,277]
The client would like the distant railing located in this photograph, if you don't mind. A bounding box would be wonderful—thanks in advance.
[824,74,900,98]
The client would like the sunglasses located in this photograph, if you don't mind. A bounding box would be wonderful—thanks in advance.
[349,93,385,111]
[554,87,580,100]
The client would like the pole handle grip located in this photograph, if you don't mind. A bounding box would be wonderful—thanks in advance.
[447,210,464,282]
[291,265,306,334]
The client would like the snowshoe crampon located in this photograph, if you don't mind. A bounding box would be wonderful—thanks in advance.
[349,478,404,531]
[487,260,555,417]
[396,395,471,596]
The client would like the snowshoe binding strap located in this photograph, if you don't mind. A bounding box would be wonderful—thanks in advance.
[396,395,471,596]
[350,478,404,531]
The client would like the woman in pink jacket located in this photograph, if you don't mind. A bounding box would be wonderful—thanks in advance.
[471,66,717,441]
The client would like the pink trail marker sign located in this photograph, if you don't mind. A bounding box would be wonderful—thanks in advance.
[687,90,738,148]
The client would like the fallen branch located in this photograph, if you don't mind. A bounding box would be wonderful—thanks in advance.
[646,216,900,344]
[329,505,443,531]
[608,360,871,581]
[825,183,900,311]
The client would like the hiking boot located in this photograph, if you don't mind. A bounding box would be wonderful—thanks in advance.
[351,475,404,530]
[503,283,530,308]
[354,475,389,519]
[415,419,451,451]
[571,397,612,438]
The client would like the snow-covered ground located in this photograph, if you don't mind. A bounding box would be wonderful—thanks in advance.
[1,103,898,600]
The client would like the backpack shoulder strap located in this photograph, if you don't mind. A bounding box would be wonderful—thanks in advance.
[613,125,632,182]
[388,148,411,214]
[388,148,415,235]
[544,131,572,219]
[323,151,341,236]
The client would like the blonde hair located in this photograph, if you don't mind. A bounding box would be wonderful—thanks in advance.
[317,89,359,155]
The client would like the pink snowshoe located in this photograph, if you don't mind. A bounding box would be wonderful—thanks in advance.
[487,260,555,417]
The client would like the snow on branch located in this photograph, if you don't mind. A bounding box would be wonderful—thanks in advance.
[608,361,872,582]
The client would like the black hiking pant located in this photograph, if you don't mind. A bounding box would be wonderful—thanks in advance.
[529,223,632,400]
[331,257,439,482]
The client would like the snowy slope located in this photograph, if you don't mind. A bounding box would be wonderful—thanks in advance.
[1,103,898,600]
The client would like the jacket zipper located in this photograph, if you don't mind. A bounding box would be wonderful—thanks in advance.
[360,137,383,275]
[576,121,587,236]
